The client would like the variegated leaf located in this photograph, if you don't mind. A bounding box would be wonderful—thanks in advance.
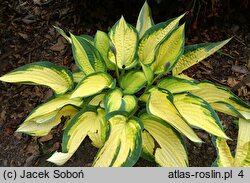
[17,105,79,136]
[88,93,105,108]
[234,118,250,167]
[25,93,83,122]
[141,62,154,84]
[157,76,199,93]
[150,24,185,74]
[213,137,234,167]
[88,108,109,148]
[140,113,188,166]
[93,114,142,167]
[141,130,155,162]
[120,70,147,94]
[53,25,71,43]
[94,30,116,70]
[214,118,250,167]
[47,108,106,165]
[70,33,106,75]
[172,38,231,75]
[136,1,154,39]
[108,16,138,69]
[138,13,185,65]
[0,61,74,95]
[104,88,137,114]
[191,82,250,119]
[174,93,228,138]
[70,72,113,99]
[147,88,202,143]
[72,70,85,83]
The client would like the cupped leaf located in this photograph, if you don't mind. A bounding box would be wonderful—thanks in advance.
[174,93,228,138]
[72,70,85,83]
[88,93,105,108]
[0,61,74,95]
[93,115,143,167]
[108,16,138,69]
[120,70,147,94]
[17,105,79,136]
[94,30,116,70]
[47,108,106,165]
[147,88,202,143]
[190,82,250,119]
[25,93,83,122]
[136,1,154,39]
[140,113,188,167]
[70,33,106,75]
[172,38,231,75]
[150,24,185,74]
[70,72,113,99]
[121,95,138,114]
[157,76,199,93]
[88,108,109,148]
[104,88,137,114]
[138,13,185,65]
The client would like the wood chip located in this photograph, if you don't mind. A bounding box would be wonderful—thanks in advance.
[227,77,238,87]
[33,0,42,5]
[231,65,249,74]
[18,33,28,39]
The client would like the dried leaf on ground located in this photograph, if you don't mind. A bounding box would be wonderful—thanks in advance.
[39,133,53,143]
[49,37,66,52]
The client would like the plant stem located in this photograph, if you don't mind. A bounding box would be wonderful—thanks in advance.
[145,73,163,91]
[121,69,125,78]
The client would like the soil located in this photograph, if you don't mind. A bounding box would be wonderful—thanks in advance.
[0,0,249,167]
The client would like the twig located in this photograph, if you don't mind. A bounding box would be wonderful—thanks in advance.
[234,36,246,46]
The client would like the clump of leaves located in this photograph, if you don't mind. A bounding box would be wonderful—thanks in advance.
[1,1,249,167]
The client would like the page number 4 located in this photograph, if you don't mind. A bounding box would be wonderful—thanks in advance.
[238,170,244,178]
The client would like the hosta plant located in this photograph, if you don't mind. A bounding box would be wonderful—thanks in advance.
[1,1,250,167]
[213,118,250,167]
